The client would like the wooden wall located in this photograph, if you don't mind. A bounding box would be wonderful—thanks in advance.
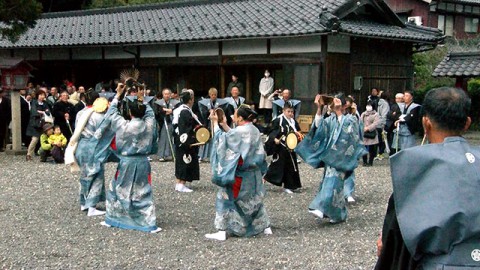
[327,38,414,110]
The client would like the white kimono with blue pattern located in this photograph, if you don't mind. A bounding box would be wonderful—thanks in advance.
[76,108,115,209]
[210,122,270,237]
[297,114,366,222]
[100,97,159,232]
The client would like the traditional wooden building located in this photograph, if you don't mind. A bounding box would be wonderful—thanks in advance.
[386,0,480,39]
[432,51,480,90]
[0,0,443,113]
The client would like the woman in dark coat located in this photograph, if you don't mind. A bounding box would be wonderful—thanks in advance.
[26,89,52,161]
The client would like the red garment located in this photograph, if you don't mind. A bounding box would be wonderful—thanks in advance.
[233,157,244,199]
[110,137,117,151]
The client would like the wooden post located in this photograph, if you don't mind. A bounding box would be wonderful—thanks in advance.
[320,36,328,93]
[220,66,225,98]
[245,66,251,101]
[6,90,26,155]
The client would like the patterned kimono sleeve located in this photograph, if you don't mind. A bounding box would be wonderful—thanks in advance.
[142,104,158,154]
[103,98,128,132]
[296,115,330,168]
[211,127,241,187]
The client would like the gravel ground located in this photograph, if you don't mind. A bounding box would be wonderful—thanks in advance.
[0,150,395,270]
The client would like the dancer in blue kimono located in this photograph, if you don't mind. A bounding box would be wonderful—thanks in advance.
[205,105,272,241]
[297,94,366,223]
[99,82,161,233]
[70,90,114,217]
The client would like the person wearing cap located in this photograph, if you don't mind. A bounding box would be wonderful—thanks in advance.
[297,93,366,223]
[206,105,272,241]
[263,101,302,194]
[38,123,54,162]
[375,87,480,269]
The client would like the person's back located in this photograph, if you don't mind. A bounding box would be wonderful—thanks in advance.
[376,87,480,269]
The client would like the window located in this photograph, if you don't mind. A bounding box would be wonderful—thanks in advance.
[438,15,454,36]
[465,17,479,33]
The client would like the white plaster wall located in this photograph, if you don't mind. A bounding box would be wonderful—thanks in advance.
[72,47,102,60]
[141,44,176,58]
[223,39,267,55]
[327,35,350,54]
[270,36,322,54]
[179,42,218,57]
[42,48,69,60]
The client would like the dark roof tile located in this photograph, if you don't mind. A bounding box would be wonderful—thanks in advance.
[432,51,480,77]
[0,0,442,48]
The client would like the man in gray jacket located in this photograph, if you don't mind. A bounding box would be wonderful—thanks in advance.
[375,91,390,160]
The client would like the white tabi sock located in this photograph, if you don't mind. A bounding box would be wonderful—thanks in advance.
[283,188,294,194]
[205,231,226,241]
[347,196,356,203]
[87,207,105,217]
[100,221,111,227]
[150,227,162,234]
[308,209,324,219]
[80,205,87,211]
[180,185,193,193]
[264,227,273,235]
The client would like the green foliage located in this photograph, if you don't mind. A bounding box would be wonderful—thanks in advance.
[467,78,480,97]
[467,78,480,123]
[0,0,42,43]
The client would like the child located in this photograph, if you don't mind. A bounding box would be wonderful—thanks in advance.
[48,125,67,163]
[38,123,54,162]
[263,101,302,193]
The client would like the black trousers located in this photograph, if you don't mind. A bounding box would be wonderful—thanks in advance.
[377,128,385,155]
[363,144,377,165]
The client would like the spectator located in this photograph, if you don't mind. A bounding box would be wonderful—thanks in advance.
[0,89,12,151]
[375,87,479,269]
[375,91,390,160]
[360,100,380,166]
[20,89,32,146]
[227,74,244,97]
[386,93,404,155]
[26,89,52,161]
[393,90,421,151]
[48,125,67,163]
[53,90,74,141]
[38,123,54,162]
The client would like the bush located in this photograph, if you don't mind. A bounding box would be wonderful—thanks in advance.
[467,78,480,124]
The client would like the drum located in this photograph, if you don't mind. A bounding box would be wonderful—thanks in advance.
[194,125,210,144]
[285,132,299,151]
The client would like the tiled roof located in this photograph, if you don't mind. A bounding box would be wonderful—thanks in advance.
[0,58,30,69]
[0,0,443,49]
[341,19,442,42]
[432,51,480,77]
[450,0,480,5]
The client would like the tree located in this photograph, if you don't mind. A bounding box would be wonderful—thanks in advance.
[0,0,42,43]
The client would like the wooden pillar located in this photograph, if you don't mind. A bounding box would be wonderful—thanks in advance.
[220,66,225,98]
[246,66,251,101]
[320,36,328,94]
[6,90,26,155]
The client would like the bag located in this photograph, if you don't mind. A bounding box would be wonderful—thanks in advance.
[44,113,54,124]
[363,130,377,139]
[33,115,45,130]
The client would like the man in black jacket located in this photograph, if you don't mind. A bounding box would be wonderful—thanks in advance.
[53,90,74,141]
